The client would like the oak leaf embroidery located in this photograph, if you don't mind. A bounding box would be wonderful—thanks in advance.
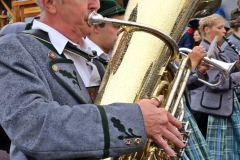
[111,117,142,140]
[59,70,81,90]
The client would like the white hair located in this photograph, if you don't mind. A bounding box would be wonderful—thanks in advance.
[35,0,63,10]
[35,0,44,10]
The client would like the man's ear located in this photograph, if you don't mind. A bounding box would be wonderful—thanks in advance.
[41,0,57,14]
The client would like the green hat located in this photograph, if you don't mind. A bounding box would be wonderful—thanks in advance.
[98,0,125,17]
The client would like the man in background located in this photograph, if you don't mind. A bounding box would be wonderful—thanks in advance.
[85,0,125,64]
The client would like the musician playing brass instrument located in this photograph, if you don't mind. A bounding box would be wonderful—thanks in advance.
[188,14,240,159]
[0,0,225,160]
[0,0,211,159]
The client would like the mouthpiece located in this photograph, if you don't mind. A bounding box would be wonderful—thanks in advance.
[87,11,104,26]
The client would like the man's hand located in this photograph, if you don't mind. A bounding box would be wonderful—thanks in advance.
[196,61,211,78]
[189,46,207,69]
[137,96,184,157]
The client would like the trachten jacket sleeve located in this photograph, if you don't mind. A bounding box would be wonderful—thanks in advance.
[0,34,147,160]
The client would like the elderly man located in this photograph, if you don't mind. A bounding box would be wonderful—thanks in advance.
[0,0,215,159]
[0,0,185,159]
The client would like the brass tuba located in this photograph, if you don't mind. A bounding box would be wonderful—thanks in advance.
[89,0,222,159]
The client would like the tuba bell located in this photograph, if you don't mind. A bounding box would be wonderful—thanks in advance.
[89,0,222,159]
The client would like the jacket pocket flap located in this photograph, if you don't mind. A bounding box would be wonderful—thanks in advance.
[201,92,222,110]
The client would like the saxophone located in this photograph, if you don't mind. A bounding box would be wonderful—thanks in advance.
[89,0,222,159]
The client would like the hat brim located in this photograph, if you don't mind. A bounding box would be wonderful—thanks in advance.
[103,8,125,17]
[98,1,125,17]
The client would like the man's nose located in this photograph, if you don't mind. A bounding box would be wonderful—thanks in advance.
[89,0,100,11]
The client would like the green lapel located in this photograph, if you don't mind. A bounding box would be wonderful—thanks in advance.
[49,59,87,104]
[20,29,92,104]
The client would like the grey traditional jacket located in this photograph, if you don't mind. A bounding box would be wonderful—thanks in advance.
[188,40,240,115]
[0,33,147,160]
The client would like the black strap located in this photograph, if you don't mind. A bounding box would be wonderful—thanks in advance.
[92,59,106,80]
[21,29,108,64]
[21,29,86,59]
[20,29,108,79]
[67,43,107,79]
[21,29,108,80]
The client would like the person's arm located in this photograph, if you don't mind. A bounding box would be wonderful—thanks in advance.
[0,34,146,159]
[0,34,183,159]
[187,46,210,90]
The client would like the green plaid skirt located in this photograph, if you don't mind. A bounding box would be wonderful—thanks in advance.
[182,92,240,160]
[206,92,240,160]
[182,103,213,160]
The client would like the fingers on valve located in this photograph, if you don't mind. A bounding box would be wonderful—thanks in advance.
[154,135,176,157]
[166,122,183,141]
[167,113,182,129]
[161,127,185,149]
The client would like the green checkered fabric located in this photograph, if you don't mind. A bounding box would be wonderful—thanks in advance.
[182,92,240,160]
[206,92,240,160]
[182,102,213,160]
